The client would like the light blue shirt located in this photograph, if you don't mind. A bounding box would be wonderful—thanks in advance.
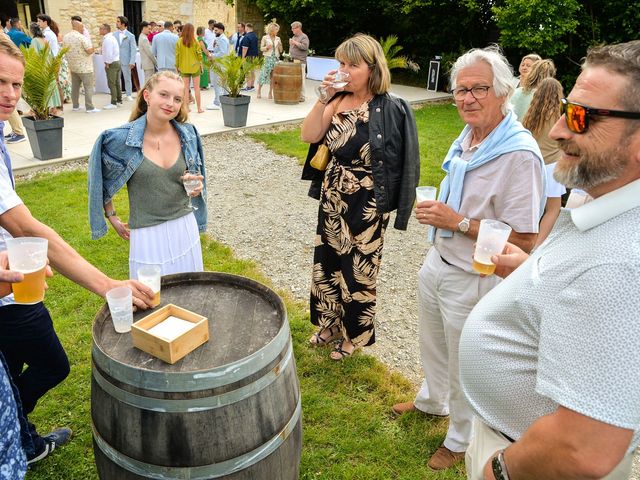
[212,34,229,58]
[460,178,640,452]
[151,30,178,70]
[116,28,137,65]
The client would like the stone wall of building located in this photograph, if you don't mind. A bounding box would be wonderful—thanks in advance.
[43,0,238,47]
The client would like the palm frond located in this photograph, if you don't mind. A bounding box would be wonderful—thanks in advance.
[378,35,420,73]
[20,44,69,120]
[205,52,263,97]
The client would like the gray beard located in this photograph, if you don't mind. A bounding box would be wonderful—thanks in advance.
[553,144,628,190]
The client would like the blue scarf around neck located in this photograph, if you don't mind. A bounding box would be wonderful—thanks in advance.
[430,110,545,242]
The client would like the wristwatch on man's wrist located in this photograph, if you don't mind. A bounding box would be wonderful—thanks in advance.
[491,450,510,480]
[457,216,470,233]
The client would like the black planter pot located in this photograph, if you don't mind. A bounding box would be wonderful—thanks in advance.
[22,115,64,161]
[219,95,250,128]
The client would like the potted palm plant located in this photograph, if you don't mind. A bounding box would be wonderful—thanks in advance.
[20,43,68,160]
[207,52,263,128]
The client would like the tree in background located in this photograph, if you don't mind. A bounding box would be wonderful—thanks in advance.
[233,0,639,89]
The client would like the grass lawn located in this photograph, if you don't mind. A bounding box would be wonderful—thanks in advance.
[22,103,465,479]
[249,102,464,189]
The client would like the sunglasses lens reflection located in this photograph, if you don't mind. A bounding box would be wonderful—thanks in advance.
[566,103,587,133]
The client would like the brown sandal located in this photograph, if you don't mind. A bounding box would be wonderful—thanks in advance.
[309,325,342,346]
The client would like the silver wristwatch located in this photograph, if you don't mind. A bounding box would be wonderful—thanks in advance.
[457,217,470,233]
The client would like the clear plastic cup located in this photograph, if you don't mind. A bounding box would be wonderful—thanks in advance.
[137,265,161,308]
[415,186,437,203]
[6,237,48,304]
[473,219,512,275]
[106,286,133,333]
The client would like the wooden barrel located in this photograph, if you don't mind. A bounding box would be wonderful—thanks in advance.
[272,62,303,105]
[91,272,301,479]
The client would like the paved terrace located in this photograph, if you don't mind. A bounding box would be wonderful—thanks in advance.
[4,80,450,173]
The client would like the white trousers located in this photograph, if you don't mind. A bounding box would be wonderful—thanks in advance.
[415,247,500,452]
[466,417,633,480]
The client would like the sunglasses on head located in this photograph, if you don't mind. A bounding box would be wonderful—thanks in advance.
[561,98,640,134]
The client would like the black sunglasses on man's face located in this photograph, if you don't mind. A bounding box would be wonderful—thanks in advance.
[561,98,640,134]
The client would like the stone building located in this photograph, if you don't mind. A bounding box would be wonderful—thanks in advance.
[9,0,265,46]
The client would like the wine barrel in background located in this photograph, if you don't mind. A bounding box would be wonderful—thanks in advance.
[272,62,303,105]
[91,272,302,479]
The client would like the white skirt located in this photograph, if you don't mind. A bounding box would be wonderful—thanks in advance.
[545,162,567,198]
[129,213,203,279]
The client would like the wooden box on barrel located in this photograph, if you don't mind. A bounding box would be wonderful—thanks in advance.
[131,303,208,364]
[91,272,302,479]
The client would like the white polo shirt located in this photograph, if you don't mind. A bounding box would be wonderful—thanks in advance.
[460,178,640,451]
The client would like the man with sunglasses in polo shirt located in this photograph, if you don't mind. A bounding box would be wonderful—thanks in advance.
[459,40,640,480]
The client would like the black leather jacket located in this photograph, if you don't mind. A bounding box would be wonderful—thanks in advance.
[301,93,420,230]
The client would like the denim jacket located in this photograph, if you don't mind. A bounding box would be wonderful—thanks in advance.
[302,92,420,230]
[88,114,207,240]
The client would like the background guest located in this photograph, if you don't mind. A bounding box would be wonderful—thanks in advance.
[139,21,157,83]
[206,22,229,111]
[115,16,136,101]
[257,22,282,99]
[522,77,566,247]
[176,23,204,113]
[152,21,179,72]
[63,20,99,113]
[240,23,259,91]
[511,58,556,120]
[196,26,211,90]
[99,23,121,109]
[289,21,309,101]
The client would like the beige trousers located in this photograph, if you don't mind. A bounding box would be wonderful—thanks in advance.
[466,417,633,480]
[7,110,23,136]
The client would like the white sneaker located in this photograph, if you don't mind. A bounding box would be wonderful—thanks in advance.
[125,95,134,101]
[86,108,101,113]
[72,107,81,111]
[206,103,221,110]
[103,104,118,110]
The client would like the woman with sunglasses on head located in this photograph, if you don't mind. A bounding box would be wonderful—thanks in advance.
[88,71,207,279]
[301,34,419,361]
[515,53,541,87]
[522,77,567,247]
[511,59,556,120]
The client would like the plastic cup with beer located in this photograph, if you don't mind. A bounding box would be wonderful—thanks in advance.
[472,219,512,275]
[6,237,48,304]
[137,265,161,308]
[106,286,134,333]
[415,186,437,203]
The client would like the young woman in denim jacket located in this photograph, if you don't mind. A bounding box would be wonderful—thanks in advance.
[88,71,207,278]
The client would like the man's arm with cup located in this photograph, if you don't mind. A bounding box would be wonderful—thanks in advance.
[0,203,154,309]
[415,200,537,252]
[0,250,54,298]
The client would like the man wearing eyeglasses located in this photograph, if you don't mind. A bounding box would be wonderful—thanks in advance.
[459,40,640,480]
[392,46,545,471]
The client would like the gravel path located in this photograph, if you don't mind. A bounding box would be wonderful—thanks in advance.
[203,132,427,386]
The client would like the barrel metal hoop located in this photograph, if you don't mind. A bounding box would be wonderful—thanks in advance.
[92,342,294,412]
[92,320,290,393]
[92,397,301,479]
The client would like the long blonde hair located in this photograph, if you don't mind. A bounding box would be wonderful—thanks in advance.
[522,59,556,91]
[129,71,189,122]
[522,77,563,136]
